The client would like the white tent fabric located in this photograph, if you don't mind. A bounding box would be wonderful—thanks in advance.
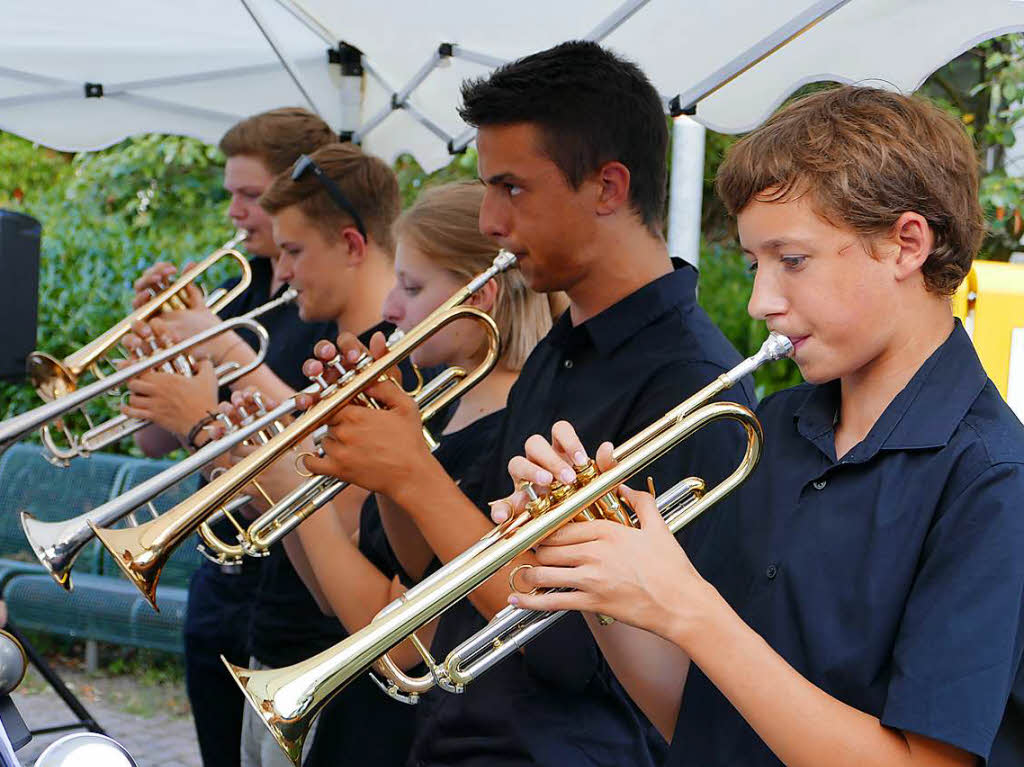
[2,0,1024,171]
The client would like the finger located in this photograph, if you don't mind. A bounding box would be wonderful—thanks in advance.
[294,391,319,410]
[533,539,596,566]
[489,498,512,524]
[183,283,205,309]
[517,563,589,592]
[126,377,158,395]
[537,521,611,548]
[335,332,369,366]
[550,421,590,468]
[360,378,412,410]
[368,331,389,360]
[523,434,575,486]
[120,404,152,420]
[617,485,666,531]
[507,455,554,489]
[314,339,339,360]
[508,588,592,614]
[595,441,617,472]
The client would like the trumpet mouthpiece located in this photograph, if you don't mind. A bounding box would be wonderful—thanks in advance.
[762,332,794,361]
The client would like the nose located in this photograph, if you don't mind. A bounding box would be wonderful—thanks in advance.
[381,284,403,324]
[228,194,247,221]
[275,252,295,283]
[478,187,508,240]
[746,266,787,322]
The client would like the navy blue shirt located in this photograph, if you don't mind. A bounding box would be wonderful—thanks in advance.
[410,260,756,767]
[185,256,334,637]
[670,321,1024,766]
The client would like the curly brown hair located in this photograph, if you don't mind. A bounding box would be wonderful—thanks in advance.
[716,86,985,295]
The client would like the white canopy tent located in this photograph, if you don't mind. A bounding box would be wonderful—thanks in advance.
[2,0,1024,262]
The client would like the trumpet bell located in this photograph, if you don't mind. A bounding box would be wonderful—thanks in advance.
[26,351,77,402]
[90,522,163,611]
[21,512,77,590]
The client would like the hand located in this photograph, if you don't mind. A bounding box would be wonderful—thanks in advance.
[122,358,219,437]
[489,420,615,524]
[303,374,434,499]
[132,261,204,309]
[295,331,394,410]
[216,389,304,514]
[510,484,713,643]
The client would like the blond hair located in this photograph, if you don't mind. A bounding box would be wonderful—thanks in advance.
[395,182,555,370]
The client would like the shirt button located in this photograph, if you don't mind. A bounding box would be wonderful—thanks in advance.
[812,479,827,490]
[563,359,574,369]
[765,564,778,579]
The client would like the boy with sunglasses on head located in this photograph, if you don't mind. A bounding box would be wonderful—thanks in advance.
[234,141,422,767]
[503,85,1024,767]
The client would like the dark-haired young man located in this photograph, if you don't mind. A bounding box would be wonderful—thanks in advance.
[505,86,1024,767]
[124,107,336,767]
[301,40,754,766]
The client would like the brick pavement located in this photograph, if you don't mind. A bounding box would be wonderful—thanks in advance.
[10,686,200,767]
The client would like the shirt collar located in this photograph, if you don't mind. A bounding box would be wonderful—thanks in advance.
[547,258,698,358]
[795,320,988,462]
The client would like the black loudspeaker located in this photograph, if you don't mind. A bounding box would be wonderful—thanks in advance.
[0,210,41,381]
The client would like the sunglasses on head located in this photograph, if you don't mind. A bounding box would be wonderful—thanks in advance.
[291,154,368,242]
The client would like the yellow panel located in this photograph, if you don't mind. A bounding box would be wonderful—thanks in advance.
[953,261,1024,398]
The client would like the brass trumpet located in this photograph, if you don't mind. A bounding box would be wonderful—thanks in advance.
[17,232,249,465]
[197,364,471,565]
[224,332,793,764]
[89,251,518,610]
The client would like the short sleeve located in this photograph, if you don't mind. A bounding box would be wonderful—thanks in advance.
[881,462,1024,760]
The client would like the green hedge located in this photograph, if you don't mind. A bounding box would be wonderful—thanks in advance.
[0,133,792,453]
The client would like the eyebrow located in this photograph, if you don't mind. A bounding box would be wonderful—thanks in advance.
[743,237,813,254]
[482,172,522,186]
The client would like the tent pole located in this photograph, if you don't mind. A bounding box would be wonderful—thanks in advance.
[239,0,321,114]
[667,115,706,269]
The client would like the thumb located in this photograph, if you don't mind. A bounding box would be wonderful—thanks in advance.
[618,485,665,531]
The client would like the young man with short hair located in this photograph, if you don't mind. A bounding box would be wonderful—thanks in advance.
[300,40,754,766]
[504,86,1024,767]
[125,107,336,767]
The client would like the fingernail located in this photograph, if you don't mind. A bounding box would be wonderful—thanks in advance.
[574,451,588,465]
[559,468,575,484]
[535,470,553,486]
[488,501,509,523]
[346,349,360,362]
[508,595,520,606]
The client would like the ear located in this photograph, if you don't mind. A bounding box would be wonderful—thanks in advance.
[889,212,934,282]
[594,161,631,217]
[340,227,367,268]
[467,277,499,314]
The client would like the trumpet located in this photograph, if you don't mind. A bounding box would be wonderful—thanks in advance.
[198,364,471,565]
[224,332,793,764]
[18,232,249,466]
[22,373,307,592]
[89,251,518,610]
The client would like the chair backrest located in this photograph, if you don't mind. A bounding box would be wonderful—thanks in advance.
[101,456,203,589]
[0,445,125,562]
